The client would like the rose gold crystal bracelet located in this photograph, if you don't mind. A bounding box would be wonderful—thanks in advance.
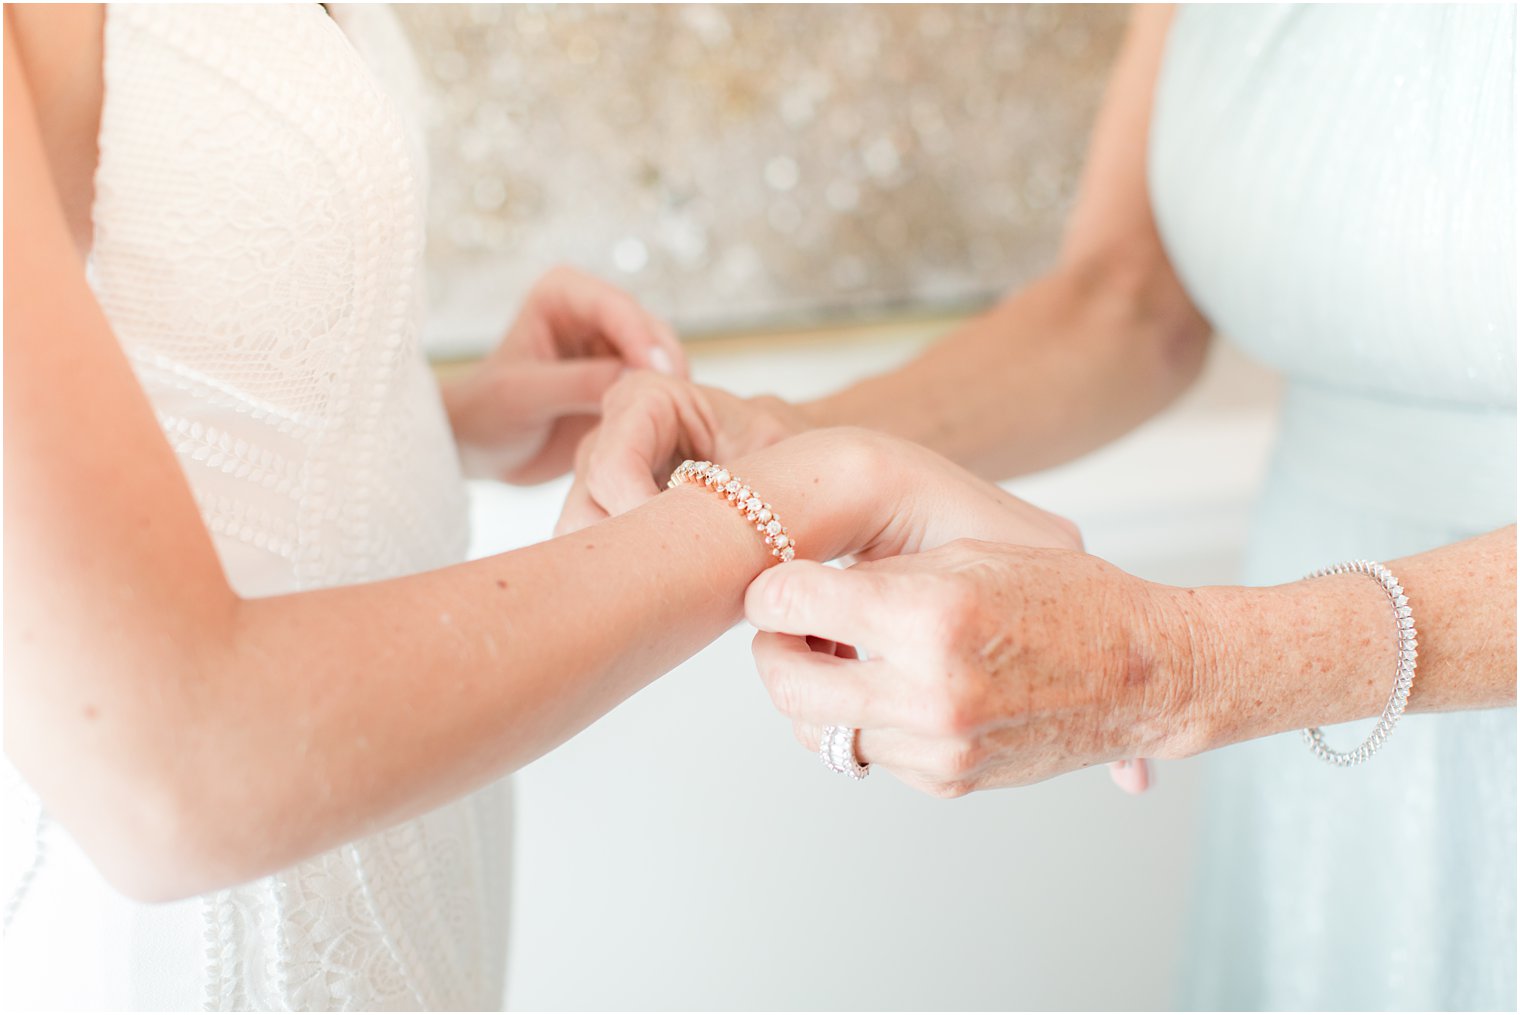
[668,460,796,564]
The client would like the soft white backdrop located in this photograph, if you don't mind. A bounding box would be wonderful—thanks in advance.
[465,326,1281,1010]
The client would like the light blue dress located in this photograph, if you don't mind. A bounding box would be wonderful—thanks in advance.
[1149,5,1516,1010]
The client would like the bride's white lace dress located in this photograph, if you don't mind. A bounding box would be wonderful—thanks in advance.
[2,5,512,1008]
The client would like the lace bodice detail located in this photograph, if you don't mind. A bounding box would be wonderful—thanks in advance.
[92,3,469,595]
[3,5,510,1009]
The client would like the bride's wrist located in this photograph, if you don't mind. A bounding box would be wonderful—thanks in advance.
[717,428,896,564]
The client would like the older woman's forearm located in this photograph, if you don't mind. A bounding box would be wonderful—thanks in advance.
[1167,525,1518,756]
[800,257,1211,481]
[801,4,1207,481]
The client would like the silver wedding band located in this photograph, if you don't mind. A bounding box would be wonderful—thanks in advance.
[820,725,870,780]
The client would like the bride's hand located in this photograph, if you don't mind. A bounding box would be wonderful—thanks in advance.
[667,426,1080,567]
[442,266,688,484]
[555,371,809,535]
[745,540,1183,798]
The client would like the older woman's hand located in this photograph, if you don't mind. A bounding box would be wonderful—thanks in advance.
[745,540,1197,797]
[442,267,688,485]
[555,371,809,535]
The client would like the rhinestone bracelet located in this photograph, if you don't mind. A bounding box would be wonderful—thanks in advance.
[1301,559,1417,766]
[668,460,796,564]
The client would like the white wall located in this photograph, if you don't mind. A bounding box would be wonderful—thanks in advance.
[466,327,1281,1010]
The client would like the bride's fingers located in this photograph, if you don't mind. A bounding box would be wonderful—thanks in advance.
[752,630,909,730]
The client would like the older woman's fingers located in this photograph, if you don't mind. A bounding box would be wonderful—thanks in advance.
[1108,759,1152,794]
[745,560,905,653]
[641,309,689,377]
[790,721,910,772]
[790,721,992,792]
[582,374,719,517]
[539,266,688,376]
[804,635,860,659]
[751,630,910,730]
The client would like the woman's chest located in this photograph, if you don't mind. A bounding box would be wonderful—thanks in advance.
[1149,4,1515,407]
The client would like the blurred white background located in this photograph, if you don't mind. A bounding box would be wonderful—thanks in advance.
[465,323,1281,1010]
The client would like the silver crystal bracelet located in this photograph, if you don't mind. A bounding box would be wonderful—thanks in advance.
[1301,559,1417,766]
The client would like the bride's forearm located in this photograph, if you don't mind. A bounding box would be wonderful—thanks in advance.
[212,491,763,884]
[1156,526,1518,757]
[64,441,873,902]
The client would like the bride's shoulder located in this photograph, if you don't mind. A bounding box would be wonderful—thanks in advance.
[7,4,105,254]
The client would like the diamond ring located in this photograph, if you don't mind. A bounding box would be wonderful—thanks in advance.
[820,725,869,780]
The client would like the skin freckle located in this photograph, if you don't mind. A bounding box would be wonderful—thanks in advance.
[495,579,508,590]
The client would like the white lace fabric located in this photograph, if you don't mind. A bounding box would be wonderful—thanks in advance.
[3,5,510,1009]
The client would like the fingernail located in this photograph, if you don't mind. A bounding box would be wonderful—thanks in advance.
[649,347,675,375]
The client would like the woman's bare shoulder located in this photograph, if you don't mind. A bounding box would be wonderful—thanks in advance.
[7,4,105,252]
